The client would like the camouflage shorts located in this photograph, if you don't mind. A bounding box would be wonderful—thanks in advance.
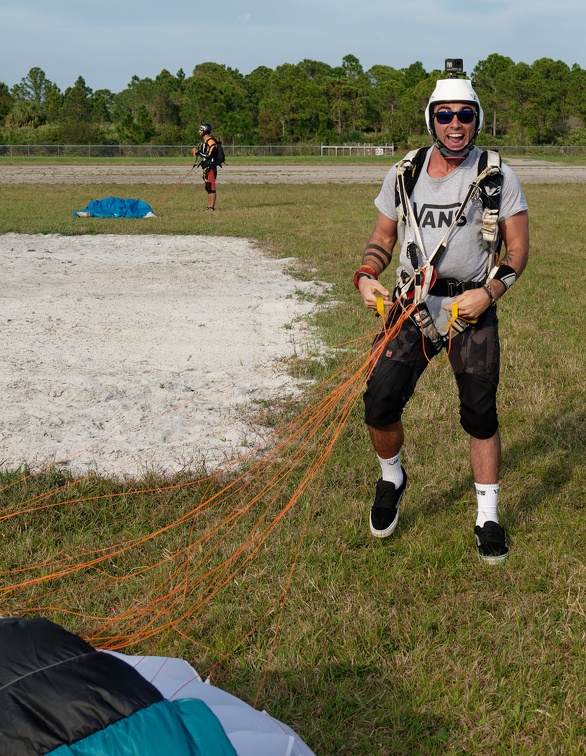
[363,307,500,438]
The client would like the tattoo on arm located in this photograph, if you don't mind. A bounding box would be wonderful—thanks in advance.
[500,251,515,269]
[362,243,392,271]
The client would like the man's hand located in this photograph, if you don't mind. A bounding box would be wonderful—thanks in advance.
[358,276,392,312]
[190,147,199,157]
[442,287,492,321]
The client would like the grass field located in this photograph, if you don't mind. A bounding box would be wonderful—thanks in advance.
[1,178,585,754]
[2,151,586,166]
[2,155,395,165]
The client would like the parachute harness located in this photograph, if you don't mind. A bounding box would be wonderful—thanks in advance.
[393,153,502,353]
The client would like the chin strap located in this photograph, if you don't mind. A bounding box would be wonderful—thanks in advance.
[436,139,476,160]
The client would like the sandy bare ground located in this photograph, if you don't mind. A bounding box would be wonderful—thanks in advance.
[1,159,586,185]
[0,232,328,479]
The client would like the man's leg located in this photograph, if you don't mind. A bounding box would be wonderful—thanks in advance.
[364,316,428,538]
[471,430,507,561]
[450,310,507,560]
[368,421,404,460]
[207,169,217,209]
[470,430,501,529]
[368,420,405,492]
[367,425,408,537]
[470,430,500,484]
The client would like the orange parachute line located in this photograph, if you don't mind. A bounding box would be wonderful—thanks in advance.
[1,301,420,689]
[156,164,198,209]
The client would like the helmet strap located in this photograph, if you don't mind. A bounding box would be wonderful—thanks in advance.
[435,139,476,160]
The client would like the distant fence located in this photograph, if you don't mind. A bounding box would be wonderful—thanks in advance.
[1,143,586,158]
[0,144,327,158]
[0,143,395,158]
[320,145,395,156]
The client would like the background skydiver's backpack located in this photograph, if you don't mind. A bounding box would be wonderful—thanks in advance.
[394,146,503,258]
[213,138,226,167]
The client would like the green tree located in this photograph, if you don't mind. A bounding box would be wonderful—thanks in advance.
[180,62,252,143]
[529,58,572,141]
[328,55,371,137]
[397,72,439,147]
[368,65,405,138]
[3,54,585,147]
[244,66,274,138]
[151,69,182,126]
[92,89,115,123]
[7,67,61,129]
[43,84,63,122]
[401,61,427,89]
[115,75,147,118]
[503,59,571,143]
[4,100,42,128]
[113,75,157,142]
[116,111,146,144]
[61,76,93,122]
[568,64,586,134]
[0,82,14,122]
[472,54,515,137]
[257,62,329,142]
[11,67,56,107]
[136,104,156,141]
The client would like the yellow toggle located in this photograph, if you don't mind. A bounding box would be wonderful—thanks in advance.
[445,302,459,331]
[375,292,385,319]
[445,302,478,332]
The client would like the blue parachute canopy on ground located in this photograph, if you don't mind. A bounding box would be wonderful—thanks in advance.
[74,197,156,218]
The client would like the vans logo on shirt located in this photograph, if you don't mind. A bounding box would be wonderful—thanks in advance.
[413,202,468,230]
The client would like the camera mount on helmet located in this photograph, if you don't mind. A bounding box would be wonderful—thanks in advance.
[445,59,465,79]
[425,59,483,160]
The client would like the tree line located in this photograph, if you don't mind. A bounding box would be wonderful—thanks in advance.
[1,54,585,148]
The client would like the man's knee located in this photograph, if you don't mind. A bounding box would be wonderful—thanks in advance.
[363,361,414,427]
[205,183,216,194]
[456,374,498,439]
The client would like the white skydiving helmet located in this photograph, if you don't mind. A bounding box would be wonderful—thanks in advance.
[425,78,485,159]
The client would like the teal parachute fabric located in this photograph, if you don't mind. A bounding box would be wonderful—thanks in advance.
[74,197,155,218]
[48,699,237,756]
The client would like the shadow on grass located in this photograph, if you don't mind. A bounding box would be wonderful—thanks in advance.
[259,665,452,755]
[395,405,585,532]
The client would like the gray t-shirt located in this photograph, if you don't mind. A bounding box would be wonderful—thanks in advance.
[374,146,528,332]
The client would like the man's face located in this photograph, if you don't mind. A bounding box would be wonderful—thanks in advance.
[432,102,477,152]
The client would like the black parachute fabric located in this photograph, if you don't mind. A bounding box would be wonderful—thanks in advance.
[0,617,162,755]
[0,617,236,756]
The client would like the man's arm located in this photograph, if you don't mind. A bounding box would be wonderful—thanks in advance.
[490,209,529,295]
[355,212,398,311]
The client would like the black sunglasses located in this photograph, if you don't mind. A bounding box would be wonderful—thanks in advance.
[433,109,476,125]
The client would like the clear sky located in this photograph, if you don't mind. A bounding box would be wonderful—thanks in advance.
[2,0,585,93]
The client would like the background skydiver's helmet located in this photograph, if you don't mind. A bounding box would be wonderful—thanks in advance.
[199,123,213,135]
[425,78,484,159]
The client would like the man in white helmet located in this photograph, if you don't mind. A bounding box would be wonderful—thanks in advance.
[354,74,529,563]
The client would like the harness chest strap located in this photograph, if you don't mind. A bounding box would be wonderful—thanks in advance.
[396,169,487,304]
[397,148,502,250]
[395,151,504,305]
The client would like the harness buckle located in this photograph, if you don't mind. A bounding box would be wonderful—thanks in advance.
[446,280,459,298]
